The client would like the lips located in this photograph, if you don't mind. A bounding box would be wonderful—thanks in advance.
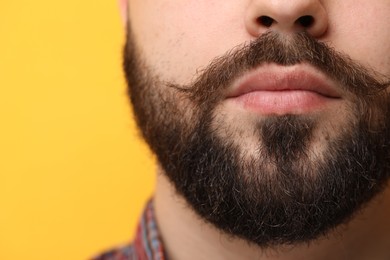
[226,64,342,115]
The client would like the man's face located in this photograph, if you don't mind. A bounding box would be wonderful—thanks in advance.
[124,0,390,247]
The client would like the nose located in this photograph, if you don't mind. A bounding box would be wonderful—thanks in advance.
[245,0,328,38]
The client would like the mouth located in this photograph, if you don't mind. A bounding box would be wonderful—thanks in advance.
[225,63,342,115]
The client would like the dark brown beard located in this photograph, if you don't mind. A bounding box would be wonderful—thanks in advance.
[124,30,390,247]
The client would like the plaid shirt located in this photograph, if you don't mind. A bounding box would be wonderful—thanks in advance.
[93,201,166,260]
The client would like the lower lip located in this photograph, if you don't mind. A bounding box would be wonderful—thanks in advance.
[228,90,336,115]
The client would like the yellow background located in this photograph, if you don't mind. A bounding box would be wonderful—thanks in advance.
[0,1,155,259]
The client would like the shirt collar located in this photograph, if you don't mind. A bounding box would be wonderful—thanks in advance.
[134,200,166,260]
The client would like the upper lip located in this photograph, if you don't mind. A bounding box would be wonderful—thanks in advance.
[226,64,342,99]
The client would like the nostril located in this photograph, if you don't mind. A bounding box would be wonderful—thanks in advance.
[296,15,315,28]
[257,16,274,27]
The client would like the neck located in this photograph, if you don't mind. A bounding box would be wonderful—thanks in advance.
[154,172,390,260]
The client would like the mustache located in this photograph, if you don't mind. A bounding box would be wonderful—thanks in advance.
[171,31,389,106]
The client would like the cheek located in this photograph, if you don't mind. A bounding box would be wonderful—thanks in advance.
[128,0,249,84]
[327,1,390,76]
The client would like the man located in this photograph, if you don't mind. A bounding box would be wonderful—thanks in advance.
[96,0,390,259]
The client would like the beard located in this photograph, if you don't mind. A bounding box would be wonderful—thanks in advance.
[123,30,390,247]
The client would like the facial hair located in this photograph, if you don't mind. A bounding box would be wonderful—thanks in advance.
[123,30,390,247]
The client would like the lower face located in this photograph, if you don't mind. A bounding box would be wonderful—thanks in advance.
[124,4,390,247]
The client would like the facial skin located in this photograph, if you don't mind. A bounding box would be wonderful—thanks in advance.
[122,0,390,256]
